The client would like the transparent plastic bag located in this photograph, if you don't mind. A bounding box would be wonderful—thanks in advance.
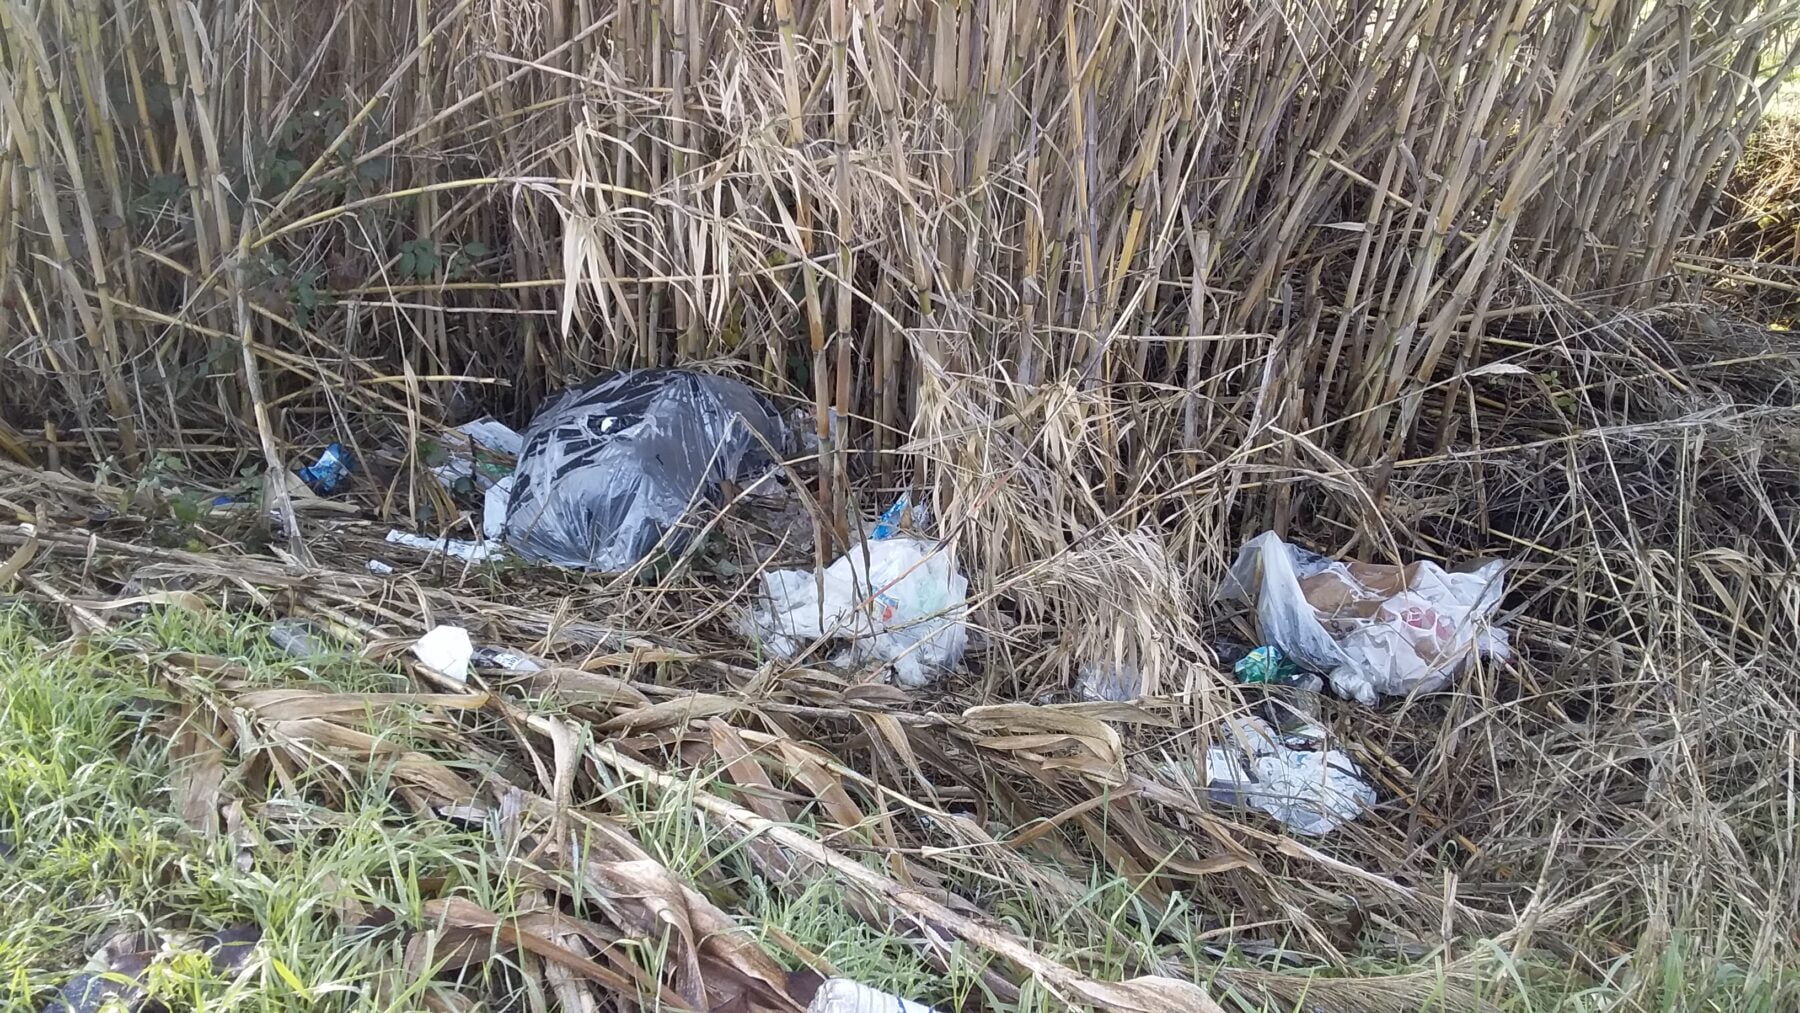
[748,536,968,688]
[1202,716,1375,836]
[504,369,789,571]
[1224,531,1510,705]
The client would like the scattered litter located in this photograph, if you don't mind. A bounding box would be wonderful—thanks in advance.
[471,645,543,672]
[503,369,790,571]
[268,618,336,659]
[1224,530,1511,705]
[806,978,939,1013]
[296,442,353,494]
[384,425,520,566]
[482,474,513,540]
[450,416,523,456]
[412,625,474,684]
[1076,660,1142,702]
[428,416,522,492]
[748,536,968,688]
[366,559,395,575]
[1234,645,1303,686]
[1202,716,1375,835]
[869,493,930,540]
[385,529,505,563]
[265,470,358,519]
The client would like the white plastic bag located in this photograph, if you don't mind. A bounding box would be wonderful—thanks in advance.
[1224,531,1510,705]
[807,978,939,1013]
[748,536,968,688]
[1202,716,1375,836]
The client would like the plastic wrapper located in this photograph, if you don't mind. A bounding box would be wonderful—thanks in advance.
[504,369,789,571]
[1202,716,1375,836]
[747,536,968,688]
[296,443,352,494]
[1224,530,1510,705]
[1076,661,1142,702]
[427,416,521,493]
[807,979,939,1013]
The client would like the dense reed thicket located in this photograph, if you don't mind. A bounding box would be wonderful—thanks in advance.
[0,0,1790,485]
[6,0,1800,1005]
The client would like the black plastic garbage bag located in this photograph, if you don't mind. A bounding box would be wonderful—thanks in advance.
[503,368,789,571]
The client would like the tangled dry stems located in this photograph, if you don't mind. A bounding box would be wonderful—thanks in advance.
[4,0,1800,1007]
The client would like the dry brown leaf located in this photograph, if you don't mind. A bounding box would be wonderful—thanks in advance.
[858,712,933,796]
[546,716,582,810]
[597,693,739,733]
[707,720,794,824]
[235,689,490,722]
[1047,700,1179,727]
[1167,854,1254,877]
[585,858,797,1010]
[391,755,481,803]
[1005,788,1138,850]
[837,682,912,708]
[517,668,651,710]
[961,703,1124,766]
[261,719,479,801]
[79,591,210,614]
[586,859,707,1003]
[164,652,255,680]
[264,718,409,756]
[1074,975,1226,1012]
[592,744,1231,1013]
[421,897,669,1004]
[579,646,701,669]
[533,924,605,1013]
[772,742,869,833]
[0,526,37,589]
[1039,754,1131,782]
[171,704,231,836]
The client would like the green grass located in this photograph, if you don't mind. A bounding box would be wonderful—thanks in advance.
[1,603,1792,1012]
[0,606,492,1010]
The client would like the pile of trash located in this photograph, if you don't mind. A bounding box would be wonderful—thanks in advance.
[376,369,792,570]
[744,515,969,689]
[1223,530,1511,706]
[1182,530,1513,835]
[279,369,972,691]
[1197,714,1377,836]
[267,369,1518,841]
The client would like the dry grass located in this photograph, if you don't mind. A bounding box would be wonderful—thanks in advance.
[4,0,1800,1009]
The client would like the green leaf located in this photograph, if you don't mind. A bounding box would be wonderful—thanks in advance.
[169,495,201,526]
[462,241,488,258]
[270,957,313,999]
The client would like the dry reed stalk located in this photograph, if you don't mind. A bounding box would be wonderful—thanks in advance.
[4,2,1800,1004]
